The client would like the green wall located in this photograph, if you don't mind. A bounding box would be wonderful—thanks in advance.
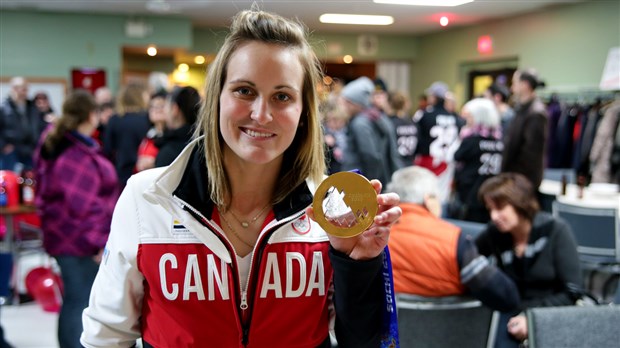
[1,0,618,104]
[0,10,192,91]
[411,1,620,104]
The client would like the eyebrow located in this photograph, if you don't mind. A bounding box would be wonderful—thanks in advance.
[228,79,300,93]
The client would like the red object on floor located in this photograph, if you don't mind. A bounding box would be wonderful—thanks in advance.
[25,267,63,313]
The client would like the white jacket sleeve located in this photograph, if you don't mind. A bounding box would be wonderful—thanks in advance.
[81,176,145,348]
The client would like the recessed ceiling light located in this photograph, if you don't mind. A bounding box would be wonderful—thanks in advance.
[373,0,473,6]
[319,14,394,25]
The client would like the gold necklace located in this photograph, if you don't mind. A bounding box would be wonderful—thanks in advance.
[228,203,270,228]
[219,211,255,248]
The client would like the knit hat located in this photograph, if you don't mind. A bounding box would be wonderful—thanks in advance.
[341,76,374,108]
[425,81,449,99]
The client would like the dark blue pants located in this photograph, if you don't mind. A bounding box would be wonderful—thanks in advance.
[494,311,523,348]
[55,256,99,348]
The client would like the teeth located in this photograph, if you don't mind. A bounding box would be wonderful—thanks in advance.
[246,129,272,138]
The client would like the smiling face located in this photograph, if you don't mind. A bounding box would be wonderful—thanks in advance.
[219,41,304,167]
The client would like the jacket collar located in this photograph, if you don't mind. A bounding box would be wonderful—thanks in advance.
[146,136,315,223]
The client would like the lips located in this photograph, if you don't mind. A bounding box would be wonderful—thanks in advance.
[243,128,275,138]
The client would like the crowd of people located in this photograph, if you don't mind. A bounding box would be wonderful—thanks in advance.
[0,6,615,348]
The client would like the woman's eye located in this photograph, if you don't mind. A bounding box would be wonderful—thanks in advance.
[235,87,253,96]
[275,93,291,102]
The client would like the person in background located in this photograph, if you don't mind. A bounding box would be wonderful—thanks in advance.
[501,68,548,189]
[33,91,56,123]
[444,91,458,115]
[135,90,168,172]
[147,71,170,95]
[387,91,417,166]
[387,166,519,312]
[484,83,515,135]
[81,8,401,348]
[92,87,115,145]
[412,94,428,122]
[340,76,403,186]
[452,98,503,223]
[321,98,348,174]
[103,82,151,188]
[33,90,119,348]
[414,81,464,202]
[476,173,583,348]
[154,86,201,167]
[372,78,391,115]
[0,76,46,170]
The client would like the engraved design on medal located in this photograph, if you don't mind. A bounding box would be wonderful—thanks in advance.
[312,172,377,238]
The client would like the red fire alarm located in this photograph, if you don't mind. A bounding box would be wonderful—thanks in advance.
[477,35,493,54]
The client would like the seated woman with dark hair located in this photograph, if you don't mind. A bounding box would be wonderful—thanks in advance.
[475,172,583,347]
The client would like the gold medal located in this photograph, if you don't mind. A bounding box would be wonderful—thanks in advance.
[312,172,378,238]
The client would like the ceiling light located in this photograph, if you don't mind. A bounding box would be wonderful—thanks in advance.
[320,14,394,26]
[373,0,473,6]
[147,46,157,57]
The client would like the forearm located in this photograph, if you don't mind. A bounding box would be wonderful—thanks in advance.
[330,247,384,348]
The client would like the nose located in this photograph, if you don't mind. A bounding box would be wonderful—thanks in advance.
[250,97,272,125]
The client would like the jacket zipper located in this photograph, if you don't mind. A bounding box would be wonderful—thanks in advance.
[239,211,305,346]
[174,196,305,346]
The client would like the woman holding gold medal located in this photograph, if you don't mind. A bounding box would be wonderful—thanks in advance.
[81,7,401,348]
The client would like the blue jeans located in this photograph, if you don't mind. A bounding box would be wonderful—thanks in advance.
[55,256,99,348]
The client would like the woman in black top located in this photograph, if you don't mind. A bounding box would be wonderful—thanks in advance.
[155,86,201,167]
[475,173,582,347]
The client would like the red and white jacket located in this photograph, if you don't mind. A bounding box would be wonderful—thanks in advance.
[81,137,384,348]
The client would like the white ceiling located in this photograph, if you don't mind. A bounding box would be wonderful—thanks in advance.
[1,0,583,35]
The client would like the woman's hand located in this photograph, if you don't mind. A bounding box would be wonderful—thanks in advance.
[507,314,528,342]
[307,179,401,260]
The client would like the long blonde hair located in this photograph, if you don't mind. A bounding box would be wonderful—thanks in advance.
[196,8,325,207]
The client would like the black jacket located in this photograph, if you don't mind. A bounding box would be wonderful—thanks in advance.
[155,123,193,167]
[475,212,583,311]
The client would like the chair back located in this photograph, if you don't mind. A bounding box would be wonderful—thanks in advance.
[551,200,620,264]
[444,218,487,239]
[527,305,620,348]
[396,293,497,348]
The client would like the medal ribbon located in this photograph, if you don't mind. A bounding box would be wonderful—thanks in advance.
[381,246,400,347]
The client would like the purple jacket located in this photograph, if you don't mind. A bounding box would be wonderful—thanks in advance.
[34,130,119,257]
